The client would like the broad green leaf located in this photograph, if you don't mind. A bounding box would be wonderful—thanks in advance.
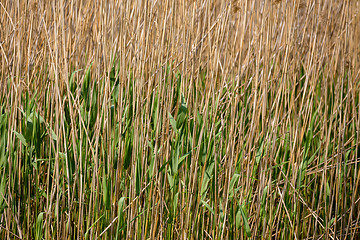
[116,197,126,240]
[35,212,44,240]
[200,162,214,198]
[240,204,251,237]
[236,207,241,230]
[13,130,27,147]
[173,192,179,215]
[176,94,187,129]
[167,171,174,191]
[228,173,240,199]
[123,132,133,170]
[102,176,110,210]
[169,112,177,132]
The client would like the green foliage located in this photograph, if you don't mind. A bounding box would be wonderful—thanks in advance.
[2,63,358,239]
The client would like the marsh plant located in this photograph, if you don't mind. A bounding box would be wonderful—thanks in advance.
[0,0,359,239]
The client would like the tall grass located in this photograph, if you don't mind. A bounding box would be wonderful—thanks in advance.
[0,0,359,239]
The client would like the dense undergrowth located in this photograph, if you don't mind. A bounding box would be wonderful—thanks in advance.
[1,0,359,239]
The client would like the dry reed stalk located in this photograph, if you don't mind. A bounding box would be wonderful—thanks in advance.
[0,0,359,239]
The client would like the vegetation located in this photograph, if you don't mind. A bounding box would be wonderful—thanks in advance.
[0,0,359,239]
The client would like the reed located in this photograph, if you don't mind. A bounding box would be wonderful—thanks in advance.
[0,0,359,239]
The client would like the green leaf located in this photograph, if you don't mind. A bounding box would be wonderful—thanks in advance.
[201,200,215,215]
[239,204,251,237]
[50,129,57,141]
[124,132,133,170]
[236,207,241,230]
[178,149,192,167]
[35,212,44,240]
[102,176,110,210]
[169,112,177,132]
[255,139,264,165]
[167,171,174,191]
[173,192,179,215]
[176,94,188,129]
[0,176,7,215]
[228,173,240,199]
[118,197,126,218]
[85,214,105,240]
[149,154,155,179]
[13,130,27,147]
[260,186,268,217]
[116,197,126,240]
[200,162,215,198]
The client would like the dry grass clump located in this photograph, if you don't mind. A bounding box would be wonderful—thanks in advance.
[0,0,359,239]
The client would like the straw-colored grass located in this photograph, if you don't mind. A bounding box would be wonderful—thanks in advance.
[0,0,359,239]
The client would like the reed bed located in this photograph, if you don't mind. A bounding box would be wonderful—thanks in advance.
[0,0,360,239]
